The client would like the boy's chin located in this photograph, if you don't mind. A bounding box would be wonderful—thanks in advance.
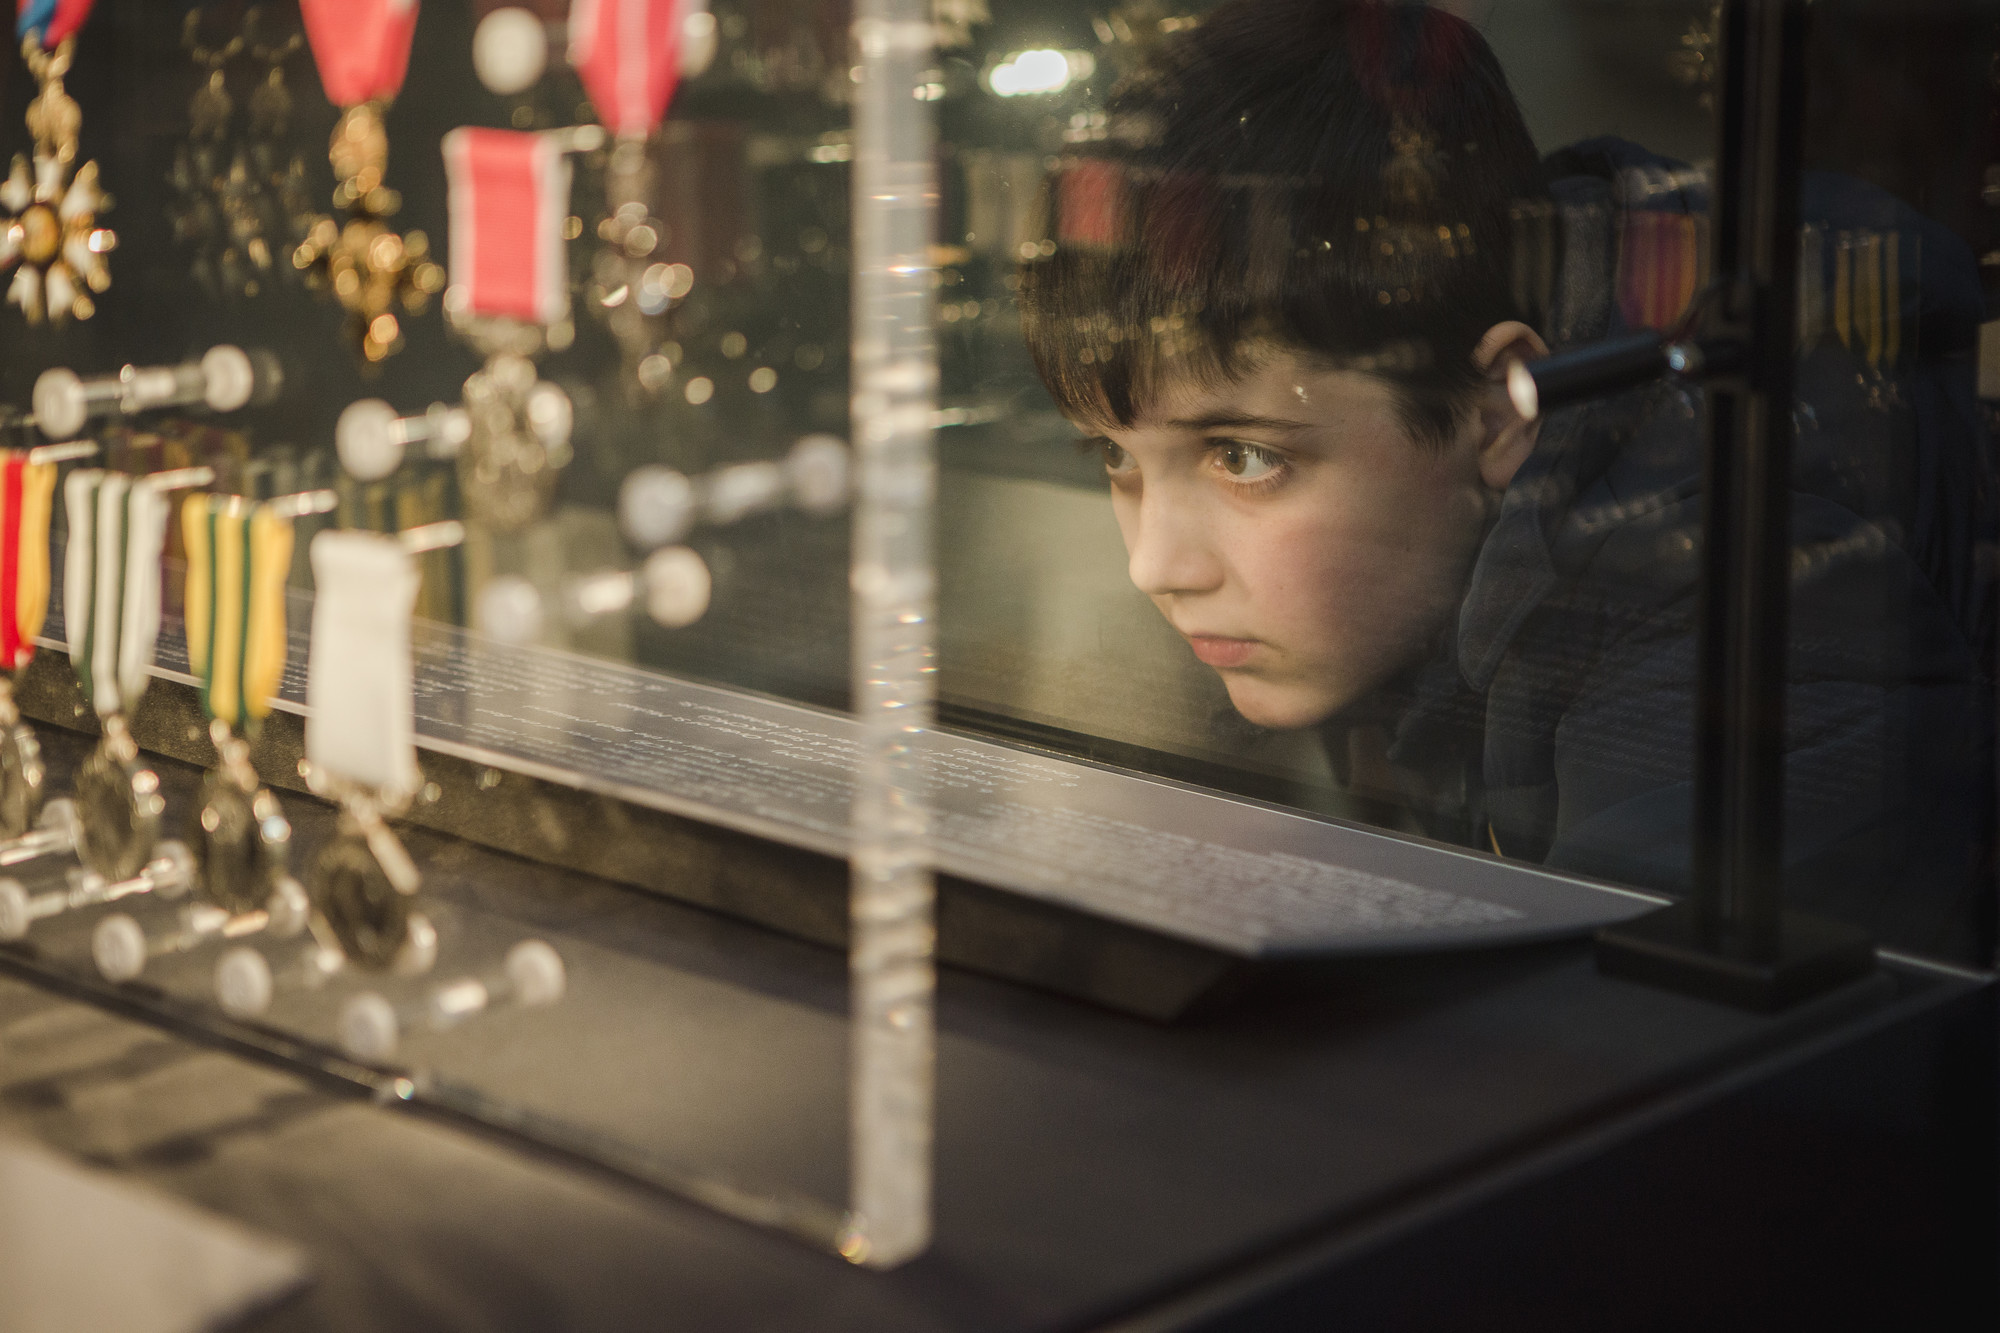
[1218,673,1346,732]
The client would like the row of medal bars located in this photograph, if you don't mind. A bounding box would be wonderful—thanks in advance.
[0,337,854,1069]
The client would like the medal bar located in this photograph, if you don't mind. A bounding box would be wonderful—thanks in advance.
[90,876,311,985]
[0,795,76,867]
[32,346,278,442]
[477,436,851,644]
[213,913,438,1020]
[332,370,576,533]
[0,837,194,942]
[338,939,566,1062]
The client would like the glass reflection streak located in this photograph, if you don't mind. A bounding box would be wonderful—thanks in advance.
[846,0,938,1271]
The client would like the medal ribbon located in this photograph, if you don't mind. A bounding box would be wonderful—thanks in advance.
[16,0,92,48]
[1058,159,1130,250]
[63,470,169,720]
[569,0,684,139]
[182,495,294,734]
[299,0,420,108]
[0,452,55,673]
[442,128,572,325]
[305,530,419,797]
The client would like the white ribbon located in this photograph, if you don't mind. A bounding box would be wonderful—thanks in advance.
[306,530,419,797]
[63,469,168,719]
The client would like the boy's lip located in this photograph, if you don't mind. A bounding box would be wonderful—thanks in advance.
[1185,634,1259,668]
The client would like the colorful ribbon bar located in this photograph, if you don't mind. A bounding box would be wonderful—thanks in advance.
[182,495,294,734]
[299,0,421,108]
[0,453,55,674]
[569,0,685,139]
[442,127,572,326]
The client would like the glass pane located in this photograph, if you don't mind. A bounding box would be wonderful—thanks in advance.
[0,0,1988,1290]
[929,0,1995,969]
[0,0,935,1264]
[1784,0,1997,965]
[936,1,1716,899]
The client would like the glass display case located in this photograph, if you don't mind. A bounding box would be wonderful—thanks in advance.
[0,0,1989,1280]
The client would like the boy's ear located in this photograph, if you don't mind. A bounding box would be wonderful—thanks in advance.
[1470,321,1549,491]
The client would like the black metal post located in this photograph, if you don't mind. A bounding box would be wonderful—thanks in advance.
[1594,0,1876,1009]
[1693,0,1804,957]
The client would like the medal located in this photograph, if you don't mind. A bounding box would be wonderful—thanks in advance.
[301,524,455,971]
[182,491,311,913]
[62,466,211,879]
[167,7,312,301]
[333,129,588,530]
[569,0,691,368]
[2,0,115,323]
[291,0,444,362]
[311,825,413,970]
[570,0,685,141]
[437,126,583,531]
[0,447,55,837]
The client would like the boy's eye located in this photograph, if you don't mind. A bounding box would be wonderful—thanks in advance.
[1214,441,1281,481]
[1098,439,1137,473]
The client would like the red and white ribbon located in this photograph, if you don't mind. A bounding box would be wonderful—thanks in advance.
[300,0,421,108]
[442,127,572,326]
[568,0,684,139]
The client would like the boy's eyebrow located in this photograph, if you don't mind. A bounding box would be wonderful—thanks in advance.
[1166,410,1314,433]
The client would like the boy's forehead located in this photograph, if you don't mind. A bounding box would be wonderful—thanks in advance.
[1074,350,1395,433]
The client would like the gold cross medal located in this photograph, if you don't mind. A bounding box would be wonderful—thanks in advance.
[2,2,115,323]
[292,0,442,362]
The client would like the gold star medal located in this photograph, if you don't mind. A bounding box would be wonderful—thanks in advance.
[1,2,115,323]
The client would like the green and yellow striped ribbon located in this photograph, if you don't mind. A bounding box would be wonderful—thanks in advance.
[182,495,293,733]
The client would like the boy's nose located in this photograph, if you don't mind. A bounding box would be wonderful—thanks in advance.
[1126,494,1224,597]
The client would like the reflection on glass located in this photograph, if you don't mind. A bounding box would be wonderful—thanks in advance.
[940,0,1993,965]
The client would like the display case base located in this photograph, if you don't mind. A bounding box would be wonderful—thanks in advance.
[11,651,1248,1019]
[1595,902,1877,1011]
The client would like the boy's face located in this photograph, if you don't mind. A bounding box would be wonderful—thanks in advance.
[1081,348,1497,730]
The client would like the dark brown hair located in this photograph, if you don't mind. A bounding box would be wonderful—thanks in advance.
[1019,0,1546,449]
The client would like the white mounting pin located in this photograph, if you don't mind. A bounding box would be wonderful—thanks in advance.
[0,839,195,942]
[33,346,279,441]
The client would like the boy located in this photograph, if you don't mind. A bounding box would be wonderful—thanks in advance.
[1017,0,1993,962]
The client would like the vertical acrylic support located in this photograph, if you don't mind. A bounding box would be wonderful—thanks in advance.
[845,0,938,1271]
